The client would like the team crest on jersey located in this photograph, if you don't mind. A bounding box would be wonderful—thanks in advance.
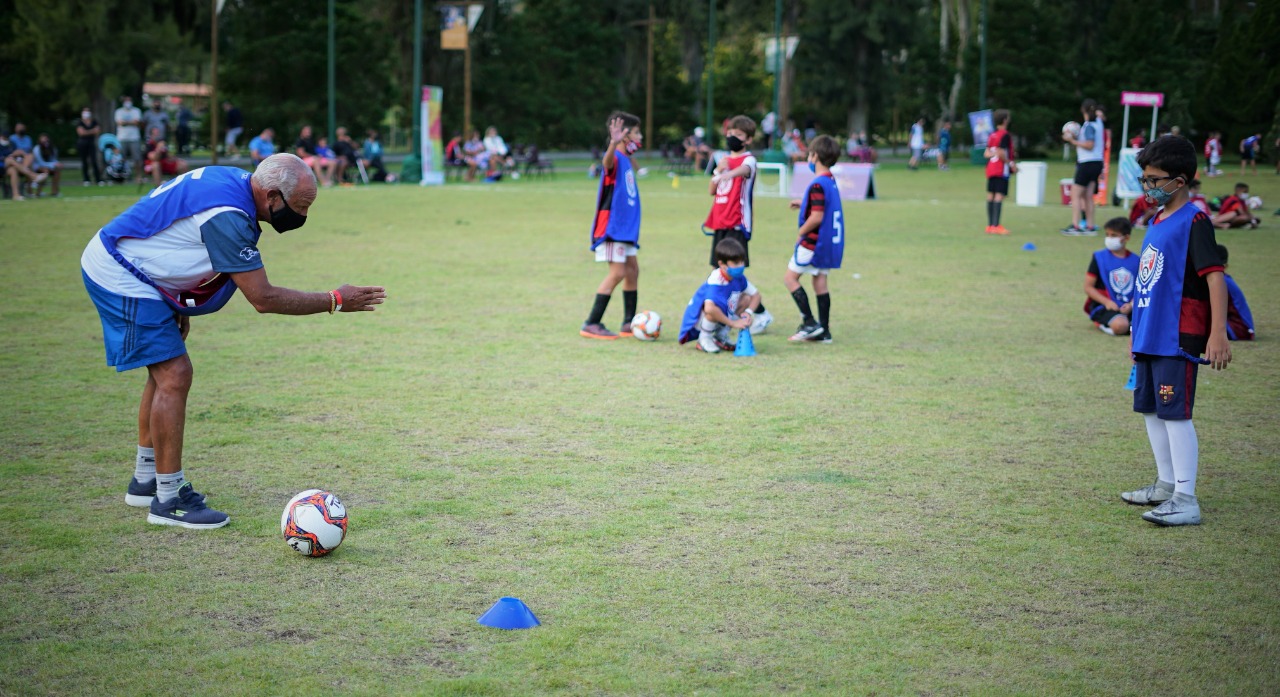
[1159,384,1176,404]
[624,169,637,202]
[1108,267,1134,297]
[1136,244,1163,294]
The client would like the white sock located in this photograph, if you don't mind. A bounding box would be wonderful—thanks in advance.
[1143,414,1175,485]
[1165,419,1199,496]
[156,470,186,503]
[134,446,156,483]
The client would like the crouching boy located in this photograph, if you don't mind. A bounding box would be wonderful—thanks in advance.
[678,238,760,353]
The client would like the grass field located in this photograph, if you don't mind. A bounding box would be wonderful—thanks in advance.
[1,159,1278,695]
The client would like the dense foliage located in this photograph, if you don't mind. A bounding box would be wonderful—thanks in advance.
[2,0,1275,154]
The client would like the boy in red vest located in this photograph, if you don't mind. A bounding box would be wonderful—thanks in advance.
[983,109,1017,235]
[704,114,773,334]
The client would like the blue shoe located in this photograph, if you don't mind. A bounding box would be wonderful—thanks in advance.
[125,477,156,507]
[147,483,230,529]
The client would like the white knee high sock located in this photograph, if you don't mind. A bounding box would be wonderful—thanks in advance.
[1164,419,1199,496]
[1143,414,1174,484]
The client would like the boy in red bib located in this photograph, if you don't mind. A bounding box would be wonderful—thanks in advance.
[983,110,1016,235]
[705,114,773,334]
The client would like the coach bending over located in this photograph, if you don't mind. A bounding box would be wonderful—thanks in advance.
[81,153,386,529]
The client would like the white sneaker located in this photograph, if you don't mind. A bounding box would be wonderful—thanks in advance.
[750,309,774,335]
[1142,493,1201,526]
[1120,480,1173,505]
[697,330,721,353]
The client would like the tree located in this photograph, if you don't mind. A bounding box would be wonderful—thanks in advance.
[218,0,394,145]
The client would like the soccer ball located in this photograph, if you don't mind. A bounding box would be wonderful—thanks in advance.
[631,310,662,340]
[1247,195,1263,210]
[281,489,348,557]
[1062,121,1081,139]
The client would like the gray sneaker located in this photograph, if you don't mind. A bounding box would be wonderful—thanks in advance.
[1141,492,1201,526]
[1120,480,1174,505]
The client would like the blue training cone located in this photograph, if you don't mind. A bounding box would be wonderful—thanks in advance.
[1022,242,1037,251]
[1124,364,1137,391]
[734,326,756,356]
[478,597,540,630]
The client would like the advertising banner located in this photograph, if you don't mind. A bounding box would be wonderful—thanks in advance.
[420,85,444,186]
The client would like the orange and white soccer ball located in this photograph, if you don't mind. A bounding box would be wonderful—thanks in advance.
[281,489,348,557]
[631,310,662,340]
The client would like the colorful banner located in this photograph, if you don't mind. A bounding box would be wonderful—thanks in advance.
[1121,91,1164,107]
[790,163,876,201]
[420,85,444,186]
[968,109,993,147]
[1115,147,1143,199]
[440,4,483,50]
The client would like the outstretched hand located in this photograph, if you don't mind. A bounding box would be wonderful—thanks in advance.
[338,284,387,312]
[607,117,627,145]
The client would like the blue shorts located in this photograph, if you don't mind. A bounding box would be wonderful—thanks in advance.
[83,271,187,372]
[1133,354,1199,420]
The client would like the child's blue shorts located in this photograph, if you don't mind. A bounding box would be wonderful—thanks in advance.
[1133,354,1199,420]
[83,271,187,372]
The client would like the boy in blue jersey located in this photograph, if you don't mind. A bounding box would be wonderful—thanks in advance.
[1121,135,1231,526]
[581,112,643,339]
[784,135,844,342]
[679,238,760,353]
[1217,245,1255,341]
[1082,218,1140,335]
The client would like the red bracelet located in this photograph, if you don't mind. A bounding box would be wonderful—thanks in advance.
[332,289,343,312]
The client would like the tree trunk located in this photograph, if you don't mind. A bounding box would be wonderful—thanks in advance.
[848,40,869,134]
[945,0,971,121]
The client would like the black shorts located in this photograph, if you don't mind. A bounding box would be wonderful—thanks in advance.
[1133,354,1200,420]
[1242,148,1255,161]
[1074,160,1104,187]
[1089,306,1126,331]
[709,227,750,267]
[986,176,1009,195]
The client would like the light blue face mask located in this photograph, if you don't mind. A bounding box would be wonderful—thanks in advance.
[726,265,746,279]
[1143,178,1182,206]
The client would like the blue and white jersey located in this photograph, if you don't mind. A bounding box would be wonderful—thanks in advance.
[679,269,758,344]
[80,167,264,314]
[1077,120,1105,163]
[1093,249,1141,305]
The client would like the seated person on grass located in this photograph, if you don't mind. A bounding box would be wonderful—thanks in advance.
[1083,217,1140,336]
[143,127,186,187]
[678,237,761,353]
[1212,182,1258,229]
[1217,244,1255,341]
[31,133,63,197]
[1187,179,1210,215]
[1128,194,1156,228]
[1,132,46,200]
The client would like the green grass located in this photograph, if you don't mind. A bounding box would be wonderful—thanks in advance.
[2,160,1278,695]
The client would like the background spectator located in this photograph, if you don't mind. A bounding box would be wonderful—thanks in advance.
[144,100,169,142]
[143,126,185,186]
[176,102,194,155]
[294,125,337,186]
[248,127,276,166]
[223,101,243,159]
[32,133,62,196]
[483,126,514,170]
[2,131,46,200]
[10,123,32,154]
[75,107,104,186]
[683,126,711,173]
[363,129,387,182]
[113,96,143,182]
[462,130,485,180]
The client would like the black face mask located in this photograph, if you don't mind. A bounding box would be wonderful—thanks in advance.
[269,193,307,233]
[726,135,744,152]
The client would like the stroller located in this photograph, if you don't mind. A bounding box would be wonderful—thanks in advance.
[99,134,132,183]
